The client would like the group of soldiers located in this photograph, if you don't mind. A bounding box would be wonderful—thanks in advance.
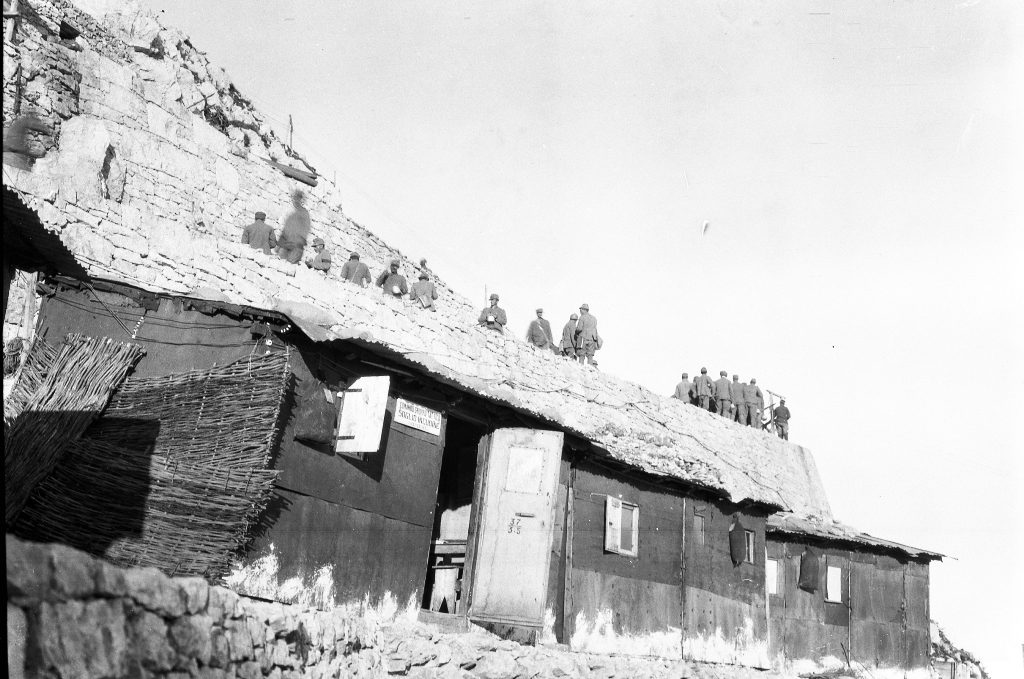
[478,300,603,367]
[673,368,791,439]
[241,192,441,311]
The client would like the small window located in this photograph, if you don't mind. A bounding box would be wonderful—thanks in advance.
[825,565,843,603]
[693,514,705,545]
[604,496,640,557]
[744,530,755,563]
[766,558,780,595]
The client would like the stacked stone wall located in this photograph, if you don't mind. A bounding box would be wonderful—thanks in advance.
[9,535,801,679]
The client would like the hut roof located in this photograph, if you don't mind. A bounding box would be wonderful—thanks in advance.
[767,512,944,561]
[3,0,837,514]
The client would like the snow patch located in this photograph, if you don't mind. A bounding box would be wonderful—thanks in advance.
[570,608,682,658]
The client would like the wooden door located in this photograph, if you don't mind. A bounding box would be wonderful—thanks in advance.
[466,428,563,628]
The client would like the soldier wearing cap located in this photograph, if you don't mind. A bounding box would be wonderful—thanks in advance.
[526,308,555,350]
[744,378,764,428]
[411,271,438,311]
[774,398,791,440]
[478,293,507,331]
[673,373,694,404]
[304,237,332,271]
[241,211,277,255]
[277,189,311,264]
[340,252,371,287]
[375,258,408,298]
[713,370,732,418]
[693,367,713,411]
[730,375,748,425]
[575,303,601,367]
[560,313,579,358]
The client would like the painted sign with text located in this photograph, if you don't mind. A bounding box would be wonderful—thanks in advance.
[393,398,442,436]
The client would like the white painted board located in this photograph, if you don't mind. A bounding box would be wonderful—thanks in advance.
[334,375,390,456]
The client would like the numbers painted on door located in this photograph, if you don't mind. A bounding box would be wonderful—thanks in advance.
[507,517,522,534]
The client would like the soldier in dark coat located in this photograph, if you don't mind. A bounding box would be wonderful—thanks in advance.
[713,370,732,418]
[304,237,331,271]
[241,211,276,255]
[774,399,791,440]
[340,253,372,287]
[744,378,764,428]
[560,313,579,358]
[730,375,747,425]
[376,259,408,298]
[526,308,555,350]
[478,293,507,331]
[693,367,714,411]
[411,272,438,311]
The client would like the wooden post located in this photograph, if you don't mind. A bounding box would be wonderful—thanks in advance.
[288,114,293,151]
[562,465,575,644]
[4,0,20,44]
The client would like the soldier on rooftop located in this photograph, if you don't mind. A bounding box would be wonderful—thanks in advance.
[376,259,408,298]
[277,189,311,264]
[241,211,276,255]
[526,308,555,351]
[714,370,732,418]
[575,303,601,367]
[694,367,713,411]
[745,378,764,428]
[731,375,747,425]
[774,398,791,440]
[559,313,579,358]
[411,271,439,311]
[478,294,506,332]
[304,237,331,271]
[674,372,694,404]
[340,252,372,287]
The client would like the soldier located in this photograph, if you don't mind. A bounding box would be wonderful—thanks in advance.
[713,370,732,418]
[673,372,694,404]
[575,303,601,367]
[277,189,311,264]
[340,252,372,287]
[478,293,507,331]
[411,272,438,311]
[241,211,276,255]
[560,313,579,358]
[694,367,714,411]
[731,375,747,425]
[375,259,408,298]
[774,398,791,440]
[745,378,764,428]
[304,237,331,271]
[526,308,554,351]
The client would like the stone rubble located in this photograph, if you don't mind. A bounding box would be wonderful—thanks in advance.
[8,535,807,679]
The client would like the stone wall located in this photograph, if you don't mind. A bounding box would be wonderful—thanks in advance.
[8,535,802,679]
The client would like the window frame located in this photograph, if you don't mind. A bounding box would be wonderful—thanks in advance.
[766,557,781,595]
[693,512,705,546]
[604,495,640,558]
[825,564,844,603]
[743,530,756,564]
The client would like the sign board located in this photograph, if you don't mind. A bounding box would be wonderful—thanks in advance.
[393,398,442,436]
[334,375,390,457]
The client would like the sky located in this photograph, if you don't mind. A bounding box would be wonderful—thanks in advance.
[139,1,1023,675]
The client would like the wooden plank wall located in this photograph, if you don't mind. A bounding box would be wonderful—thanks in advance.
[564,463,684,649]
[767,538,933,670]
[682,498,769,666]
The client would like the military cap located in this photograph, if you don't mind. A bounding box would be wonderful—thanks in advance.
[681,372,689,378]
[536,308,544,314]
[390,258,400,266]
[700,367,708,374]
[312,237,325,247]
[780,398,786,403]
[720,370,727,377]
[570,313,579,320]
[418,272,429,280]
[254,211,266,220]
[732,374,739,380]
[580,303,590,311]
[489,293,499,301]
[349,252,360,260]
[750,378,757,384]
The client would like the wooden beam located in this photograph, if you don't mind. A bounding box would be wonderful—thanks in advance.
[562,465,575,644]
[4,0,19,43]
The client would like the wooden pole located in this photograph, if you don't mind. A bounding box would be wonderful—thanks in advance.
[288,114,293,151]
[4,0,20,44]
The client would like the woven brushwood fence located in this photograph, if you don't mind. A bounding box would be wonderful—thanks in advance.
[14,352,290,580]
[2,337,59,425]
[4,334,145,523]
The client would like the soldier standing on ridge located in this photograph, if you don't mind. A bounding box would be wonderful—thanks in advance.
[713,370,732,418]
[376,259,408,298]
[277,189,311,264]
[304,237,331,271]
[731,375,747,425]
[745,378,764,428]
[560,313,579,358]
[674,373,694,404]
[478,294,507,331]
[774,398,791,440]
[694,367,713,411]
[241,211,276,255]
[340,252,372,287]
[411,271,438,311]
[526,308,555,351]
[575,303,601,367]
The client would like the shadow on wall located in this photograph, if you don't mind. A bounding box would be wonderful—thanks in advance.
[11,415,161,557]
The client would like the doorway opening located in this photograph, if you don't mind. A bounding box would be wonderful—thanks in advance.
[421,414,484,614]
